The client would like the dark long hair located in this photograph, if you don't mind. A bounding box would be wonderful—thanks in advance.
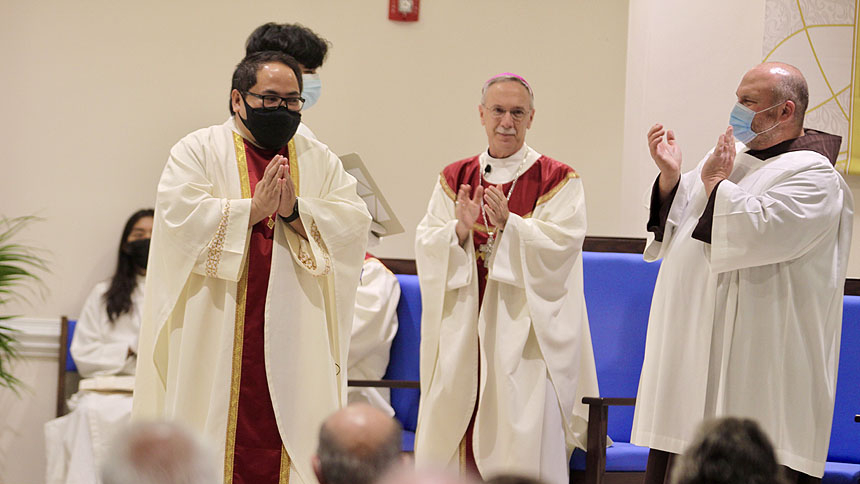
[103,209,153,323]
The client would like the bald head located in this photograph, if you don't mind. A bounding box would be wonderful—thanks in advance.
[377,468,475,484]
[314,403,403,484]
[751,62,808,121]
[101,421,216,484]
[735,62,808,148]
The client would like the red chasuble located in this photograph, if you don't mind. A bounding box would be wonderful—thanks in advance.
[439,153,576,474]
[440,154,576,304]
[231,140,291,484]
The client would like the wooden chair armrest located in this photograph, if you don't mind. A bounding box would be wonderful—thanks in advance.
[582,397,637,407]
[581,396,637,484]
[347,379,420,389]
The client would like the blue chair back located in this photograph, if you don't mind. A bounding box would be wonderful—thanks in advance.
[582,251,660,442]
[384,274,422,432]
[828,295,860,464]
[65,319,78,372]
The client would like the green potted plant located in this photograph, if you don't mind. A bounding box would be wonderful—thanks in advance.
[0,216,48,392]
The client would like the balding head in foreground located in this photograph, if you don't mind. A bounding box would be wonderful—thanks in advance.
[101,420,216,484]
[313,403,404,484]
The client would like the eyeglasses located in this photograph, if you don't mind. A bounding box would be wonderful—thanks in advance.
[244,91,305,111]
[483,105,530,122]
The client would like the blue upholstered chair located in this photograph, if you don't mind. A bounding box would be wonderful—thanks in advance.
[824,295,860,484]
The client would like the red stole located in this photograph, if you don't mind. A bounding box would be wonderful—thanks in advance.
[231,140,290,484]
[440,154,575,304]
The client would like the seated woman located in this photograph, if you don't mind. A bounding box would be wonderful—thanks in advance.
[44,208,153,484]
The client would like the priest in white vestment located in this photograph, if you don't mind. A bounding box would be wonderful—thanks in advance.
[632,63,853,484]
[45,209,153,484]
[414,73,599,484]
[132,51,370,484]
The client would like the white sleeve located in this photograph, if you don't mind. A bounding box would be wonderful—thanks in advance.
[158,137,252,282]
[70,285,133,377]
[708,158,848,273]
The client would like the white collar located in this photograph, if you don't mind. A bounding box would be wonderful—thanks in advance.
[479,144,540,184]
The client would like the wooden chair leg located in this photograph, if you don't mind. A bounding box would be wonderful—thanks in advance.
[585,403,608,484]
[56,316,68,417]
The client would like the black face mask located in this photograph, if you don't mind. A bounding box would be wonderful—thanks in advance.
[125,238,150,270]
[240,97,302,150]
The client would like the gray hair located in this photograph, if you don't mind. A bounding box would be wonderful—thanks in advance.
[481,74,534,108]
[317,416,403,484]
[773,72,808,128]
[763,62,808,128]
[101,421,217,484]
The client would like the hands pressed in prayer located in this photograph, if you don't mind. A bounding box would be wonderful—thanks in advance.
[455,184,483,246]
[277,172,307,239]
[701,126,736,198]
[277,173,297,219]
[648,124,683,200]
[250,155,288,226]
[484,185,509,231]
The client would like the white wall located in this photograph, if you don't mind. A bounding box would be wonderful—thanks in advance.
[621,0,860,275]
[2,0,857,481]
[0,1,630,481]
[620,1,768,236]
[0,0,630,320]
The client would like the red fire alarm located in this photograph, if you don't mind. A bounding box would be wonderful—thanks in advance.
[389,0,419,22]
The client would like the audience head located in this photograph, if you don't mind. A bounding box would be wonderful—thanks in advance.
[101,420,217,484]
[105,208,153,322]
[479,73,535,158]
[734,62,808,150]
[313,403,404,484]
[377,468,475,484]
[485,474,547,484]
[671,417,787,484]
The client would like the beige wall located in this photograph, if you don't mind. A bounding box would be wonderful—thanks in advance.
[2,0,857,481]
[0,0,630,320]
[620,0,767,235]
[0,1,629,481]
[620,0,860,275]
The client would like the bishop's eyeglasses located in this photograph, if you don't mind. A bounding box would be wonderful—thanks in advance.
[483,105,530,122]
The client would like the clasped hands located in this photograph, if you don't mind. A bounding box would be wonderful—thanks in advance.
[454,183,509,245]
[249,154,297,227]
[648,124,736,199]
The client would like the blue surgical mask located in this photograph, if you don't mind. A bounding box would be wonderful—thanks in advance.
[728,101,784,145]
[301,73,322,110]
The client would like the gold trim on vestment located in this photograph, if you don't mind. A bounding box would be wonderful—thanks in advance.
[279,447,291,484]
[233,132,252,199]
[459,436,467,475]
[535,171,578,207]
[287,139,299,194]
[440,173,457,201]
[206,201,231,277]
[297,222,332,275]
[224,133,253,484]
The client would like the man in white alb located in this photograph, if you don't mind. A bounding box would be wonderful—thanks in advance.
[414,73,599,484]
[133,51,370,484]
[632,62,853,484]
